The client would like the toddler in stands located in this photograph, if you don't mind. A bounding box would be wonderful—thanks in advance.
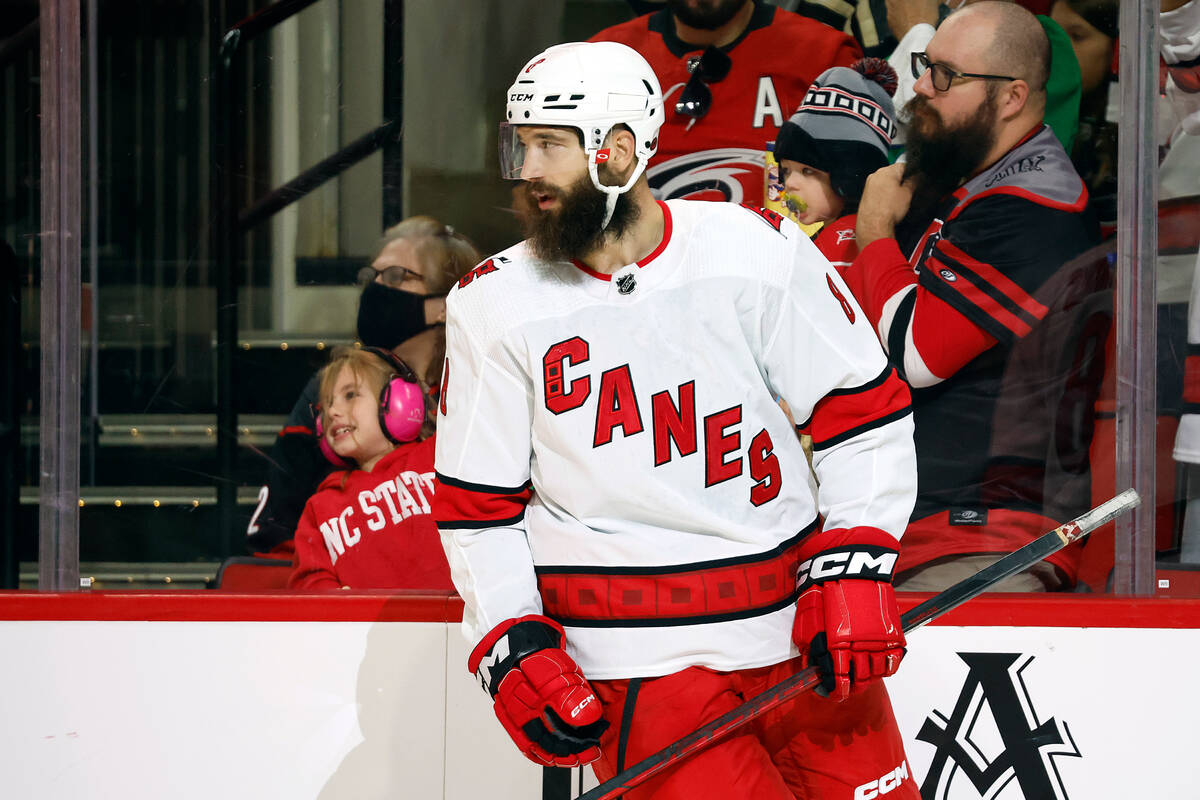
[772,58,898,271]
[289,346,452,591]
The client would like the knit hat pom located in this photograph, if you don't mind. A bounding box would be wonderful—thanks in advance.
[852,57,898,98]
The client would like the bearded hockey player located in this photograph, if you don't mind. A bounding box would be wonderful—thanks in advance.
[433,41,920,799]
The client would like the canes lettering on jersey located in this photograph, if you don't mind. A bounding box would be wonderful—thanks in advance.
[316,470,435,564]
[542,337,782,505]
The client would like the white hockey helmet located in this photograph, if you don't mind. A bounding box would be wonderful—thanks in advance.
[500,41,664,227]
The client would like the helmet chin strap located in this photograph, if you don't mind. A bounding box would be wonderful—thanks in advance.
[588,150,647,230]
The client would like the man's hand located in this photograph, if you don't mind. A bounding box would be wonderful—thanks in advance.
[470,615,609,767]
[885,0,940,40]
[792,527,906,702]
[856,163,914,249]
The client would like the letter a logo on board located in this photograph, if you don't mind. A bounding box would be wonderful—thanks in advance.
[918,653,1081,800]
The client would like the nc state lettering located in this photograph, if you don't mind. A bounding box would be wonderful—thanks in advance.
[542,337,782,505]
[318,471,435,564]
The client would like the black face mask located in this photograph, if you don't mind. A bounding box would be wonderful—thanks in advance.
[356,281,443,350]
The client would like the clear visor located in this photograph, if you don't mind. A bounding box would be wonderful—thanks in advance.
[498,122,590,181]
[498,122,525,180]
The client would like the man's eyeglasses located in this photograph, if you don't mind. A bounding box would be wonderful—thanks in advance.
[357,265,424,288]
[675,46,732,119]
[910,52,1016,93]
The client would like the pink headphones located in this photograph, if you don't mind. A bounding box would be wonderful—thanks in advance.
[315,347,426,466]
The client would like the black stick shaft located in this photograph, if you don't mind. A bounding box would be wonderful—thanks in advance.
[576,489,1139,800]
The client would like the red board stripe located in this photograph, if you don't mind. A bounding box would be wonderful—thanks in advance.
[0,593,1197,628]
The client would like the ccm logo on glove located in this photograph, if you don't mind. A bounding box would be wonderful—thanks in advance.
[796,544,898,588]
[571,693,596,720]
[854,760,911,799]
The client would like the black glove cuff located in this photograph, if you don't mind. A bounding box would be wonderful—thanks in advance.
[477,619,562,697]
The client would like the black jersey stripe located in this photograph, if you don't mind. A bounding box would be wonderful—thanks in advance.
[437,512,527,531]
[810,406,912,451]
[535,520,818,576]
[435,471,531,495]
[920,258,1029,345]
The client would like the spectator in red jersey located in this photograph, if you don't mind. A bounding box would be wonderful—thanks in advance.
[771,58,899,270]
[289,346,451,590]
[590,0,861,205]
[845,1,1108,592]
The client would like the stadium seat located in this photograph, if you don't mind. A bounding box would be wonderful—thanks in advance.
[213,555,292,590]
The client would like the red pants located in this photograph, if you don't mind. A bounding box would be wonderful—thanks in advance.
[591,659,918,800]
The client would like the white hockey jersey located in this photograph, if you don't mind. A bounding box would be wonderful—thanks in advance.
[434,199,916,680]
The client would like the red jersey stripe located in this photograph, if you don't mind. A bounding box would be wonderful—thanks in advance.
[808,367,911,448]
[935,238,1050,322]
[947,181,1088,218]
[433,478,532,529]
[909,290,998,379]
[536,522,816,626]
[925,254,1034,339]
[637,201,673,266]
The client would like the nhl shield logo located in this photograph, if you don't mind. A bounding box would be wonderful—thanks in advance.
[616,274,637,295]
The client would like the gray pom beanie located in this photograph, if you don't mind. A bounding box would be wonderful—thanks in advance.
[773,59,898,208]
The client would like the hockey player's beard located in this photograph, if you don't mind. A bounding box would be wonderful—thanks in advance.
[902,90,1001,223]
[523,172,641,264]
[667,0,748,30]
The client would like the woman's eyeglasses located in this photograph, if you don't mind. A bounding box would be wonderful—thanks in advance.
[910,52,1016,93]
[356,265,424,288]
[675,46,732,119]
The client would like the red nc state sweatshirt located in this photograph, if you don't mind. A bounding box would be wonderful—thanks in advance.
[289,437,453,590]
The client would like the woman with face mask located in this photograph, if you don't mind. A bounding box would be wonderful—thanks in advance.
[243,217,482,558]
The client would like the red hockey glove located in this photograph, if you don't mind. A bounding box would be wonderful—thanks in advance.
[469,615,608,767]
[792,527,905,702]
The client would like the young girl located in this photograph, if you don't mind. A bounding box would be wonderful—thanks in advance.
[288,346,452,590]
[246,216,480,558]
[771,58,898,271]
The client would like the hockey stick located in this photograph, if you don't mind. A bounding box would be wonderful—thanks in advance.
[576,489,1140,800]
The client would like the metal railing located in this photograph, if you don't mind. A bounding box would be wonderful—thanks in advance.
[210,0,404,557]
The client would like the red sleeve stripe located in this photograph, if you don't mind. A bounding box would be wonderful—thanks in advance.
[909,289,998,378]
[936,238,1049,322]
[433,475,533,530]
[809,366,912,450]
[924,253,1036,340]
